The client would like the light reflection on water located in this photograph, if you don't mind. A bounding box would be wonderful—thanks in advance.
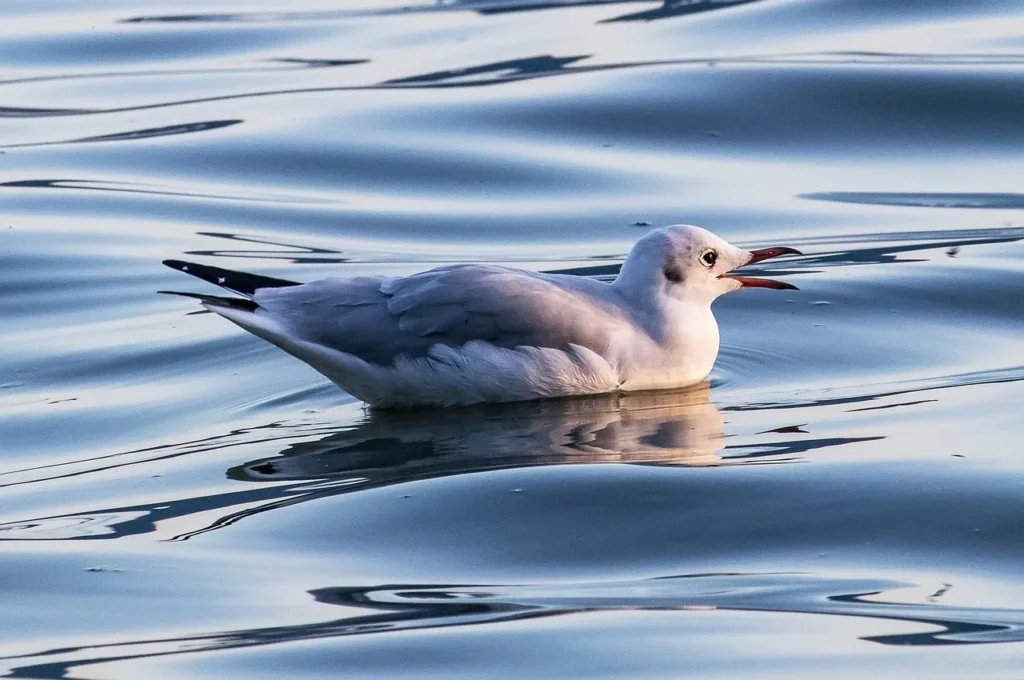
[2,0,1024,677]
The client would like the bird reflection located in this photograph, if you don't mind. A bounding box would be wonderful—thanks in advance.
[0,386,724,543]
[230,384,726,488]
[8,383,884,545]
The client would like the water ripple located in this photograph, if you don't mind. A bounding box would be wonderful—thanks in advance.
[5,572,1022,679]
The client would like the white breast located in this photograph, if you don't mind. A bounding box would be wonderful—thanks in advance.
[614,300,720,392]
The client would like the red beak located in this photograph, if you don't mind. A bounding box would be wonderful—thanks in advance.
[720,246,803,291]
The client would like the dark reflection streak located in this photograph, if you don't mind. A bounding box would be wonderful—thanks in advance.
[724,365,1024,413]
[185,231,608,264]
[1,120,242,150]
[0,59,367,88]
[190,253,352,264]
[383,55,589,84]
[0,431,297,492]
[270,58,369,68]
[803,192,1024,209]
[0,106,95,118]
[0,178,330,205]
[848,399,937,413]
[788,51,1024,65]
[0,485,315,543]
[476,0,635,14]
[0,421,333,490]
[826,591,1014,645]
[599,0,761,24]
[7,51,1024,120]
[166,485,342,543]
[760,424,808,434]
[723,436,885,460]
[186,231,349,263]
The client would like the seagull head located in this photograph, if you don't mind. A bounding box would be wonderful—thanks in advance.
[614,224,802,305]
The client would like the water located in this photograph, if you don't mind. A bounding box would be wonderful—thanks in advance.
[2,0,1023,677]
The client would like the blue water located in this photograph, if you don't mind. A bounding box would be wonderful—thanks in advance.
[2,1,1024,677]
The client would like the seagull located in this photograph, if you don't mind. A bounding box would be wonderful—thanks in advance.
[162,225,801,408]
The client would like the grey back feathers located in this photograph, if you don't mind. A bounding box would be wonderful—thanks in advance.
[253,265,627,366]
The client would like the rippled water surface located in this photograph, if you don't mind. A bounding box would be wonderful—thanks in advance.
[3,1,1024,677]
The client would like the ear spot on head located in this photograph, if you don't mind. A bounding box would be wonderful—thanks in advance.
[700,249,718,267]
[663,266,683,283]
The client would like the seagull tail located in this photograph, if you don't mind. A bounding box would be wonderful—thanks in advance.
[162,259,300,298]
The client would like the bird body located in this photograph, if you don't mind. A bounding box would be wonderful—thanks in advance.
[164,225,799,408]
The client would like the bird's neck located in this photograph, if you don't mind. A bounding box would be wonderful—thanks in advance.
[655,298,718,351]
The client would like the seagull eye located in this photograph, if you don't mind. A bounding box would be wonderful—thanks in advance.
[700,250,718,267]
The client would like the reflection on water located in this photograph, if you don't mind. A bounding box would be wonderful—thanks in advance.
[0,384,899,545]
[236,384,727,478]
[0,386,727,542]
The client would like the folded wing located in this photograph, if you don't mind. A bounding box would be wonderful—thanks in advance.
[253,265,624,366]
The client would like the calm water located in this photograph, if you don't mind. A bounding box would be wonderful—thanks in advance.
[2,1,1024,677]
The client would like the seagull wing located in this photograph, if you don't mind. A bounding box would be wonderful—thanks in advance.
[252,264,622,366]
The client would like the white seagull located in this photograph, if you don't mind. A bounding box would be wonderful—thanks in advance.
[163,225,801,408]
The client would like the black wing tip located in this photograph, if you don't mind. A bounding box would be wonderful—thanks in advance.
[159,290,259,311]
[162,258,300,295]
[162,259,206,277]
